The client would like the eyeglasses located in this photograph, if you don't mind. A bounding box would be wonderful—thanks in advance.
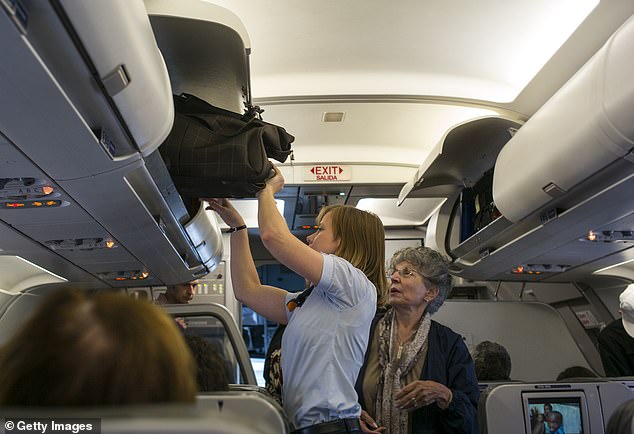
[387,267,420,279]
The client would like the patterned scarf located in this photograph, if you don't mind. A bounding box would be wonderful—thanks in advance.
[374,309,431,434]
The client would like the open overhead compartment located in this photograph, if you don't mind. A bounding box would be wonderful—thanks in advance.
[0,0,250,286]
[438,15,634,282]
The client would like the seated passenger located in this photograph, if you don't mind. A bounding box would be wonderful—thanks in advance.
[0,288,197,405]
[184,335,230,392]
[471,340,512,381]
[598,284,634,376]
[606,398,634,434]
[355,246,479,434]
[155,280,199,304]
[555,365,598,381]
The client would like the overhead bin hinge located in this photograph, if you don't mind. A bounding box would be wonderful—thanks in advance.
[1,0,28,34]
[102,64,130,97]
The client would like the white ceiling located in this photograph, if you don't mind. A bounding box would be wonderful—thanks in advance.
[195,0,634,176]
[205,0,598,102]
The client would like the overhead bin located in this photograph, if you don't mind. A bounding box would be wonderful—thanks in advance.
[145,0,252,113]
[493,13,634,223]
[0,0,250,285]
[16,0,174,162]
[398,116,523,205]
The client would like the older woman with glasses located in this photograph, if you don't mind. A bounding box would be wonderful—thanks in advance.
[356,246,479,434]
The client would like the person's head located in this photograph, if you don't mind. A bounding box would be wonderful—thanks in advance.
[184,335,230,392]
[165,280,199,304]
[310,205,387,306]
[387,246,452,315]
[536,413,544,423]
[606,398,634,434]
[556,365,598,381]
[471,340,512,381]
[545,411,563,432]
[619,284,634,337]
[0,287,197,406]
[544,403,553,414]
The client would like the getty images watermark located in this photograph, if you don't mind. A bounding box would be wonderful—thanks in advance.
[2,419,100,434]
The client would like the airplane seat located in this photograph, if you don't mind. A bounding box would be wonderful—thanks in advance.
[1,404,276,433]
[197,390,290,434]
[477,385,494,434]
[479,381,633,434]
[206,335,238,384]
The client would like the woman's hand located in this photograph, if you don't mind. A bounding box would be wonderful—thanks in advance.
[258,165,285,196]
[395,380,453,411]
[359,410,385,433]
[204,198,245,228]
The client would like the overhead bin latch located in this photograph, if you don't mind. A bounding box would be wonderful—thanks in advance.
[102,64,130,97]
[542,182,567,198]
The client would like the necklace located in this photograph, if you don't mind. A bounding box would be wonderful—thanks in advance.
[392,325,416,361]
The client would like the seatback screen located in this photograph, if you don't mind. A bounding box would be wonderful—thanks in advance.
[526,395,584,434]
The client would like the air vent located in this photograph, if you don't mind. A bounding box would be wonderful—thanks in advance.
[322,112,345,122]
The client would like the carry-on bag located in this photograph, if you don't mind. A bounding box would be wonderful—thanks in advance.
[159,93,294,198]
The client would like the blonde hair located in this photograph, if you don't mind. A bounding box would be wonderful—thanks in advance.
[318,205,387,306]
[0,288,197,406]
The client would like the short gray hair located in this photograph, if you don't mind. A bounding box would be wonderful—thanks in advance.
[388,246,452,315]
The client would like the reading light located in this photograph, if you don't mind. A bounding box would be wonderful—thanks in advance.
[580,230,634,243]
[98,270,149,281]
[0,178,57,200]
[45,238,118,251]
[511,264,569,274]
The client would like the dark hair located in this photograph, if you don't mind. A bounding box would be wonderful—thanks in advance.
[555,365,598,381]
[185,335,230,392]
[606,399,634,434]
[0,288,197,405]
[388,246,452,314]
[471,340,512,381]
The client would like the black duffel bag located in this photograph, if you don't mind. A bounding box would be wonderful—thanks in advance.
[159,93,294,198]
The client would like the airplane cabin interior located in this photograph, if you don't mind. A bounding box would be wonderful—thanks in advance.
[0,0,633,433]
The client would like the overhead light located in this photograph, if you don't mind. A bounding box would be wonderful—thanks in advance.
[0,177,57,200]
[581,230,633,243]
[511,264,569,275]
[97,270,149,281]
[45,238,118,251]
[356,197,446,226]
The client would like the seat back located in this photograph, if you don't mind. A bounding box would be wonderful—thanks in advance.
[2,404,271,434]
[479,381,633,434]
[197,389,290,434]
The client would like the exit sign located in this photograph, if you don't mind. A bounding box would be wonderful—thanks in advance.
[304,165,351,181]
